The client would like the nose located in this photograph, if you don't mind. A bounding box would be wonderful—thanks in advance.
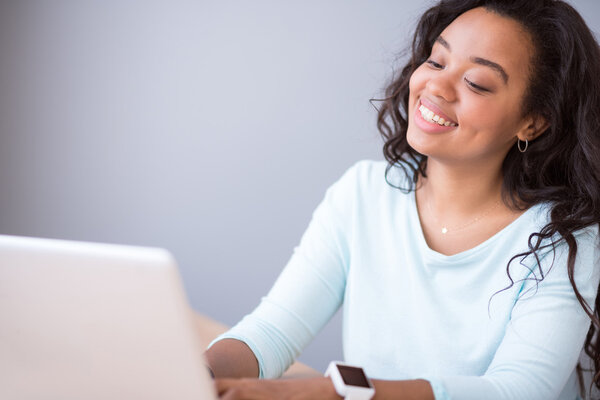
[425,71,457,103]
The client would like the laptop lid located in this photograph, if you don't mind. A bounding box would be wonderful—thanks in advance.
[0,234,217,400]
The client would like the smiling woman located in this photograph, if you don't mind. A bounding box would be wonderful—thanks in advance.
[405,7,550,256]
[407,8,537,166]
[205,1,600,399]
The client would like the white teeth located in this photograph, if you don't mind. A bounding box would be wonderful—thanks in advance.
[418,104,457,127]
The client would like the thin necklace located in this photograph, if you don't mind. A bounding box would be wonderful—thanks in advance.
[426,197,501,235]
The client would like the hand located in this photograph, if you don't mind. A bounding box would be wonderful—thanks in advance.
[215,377,341,400]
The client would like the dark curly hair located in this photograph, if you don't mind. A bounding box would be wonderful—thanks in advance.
[375,0,600,397]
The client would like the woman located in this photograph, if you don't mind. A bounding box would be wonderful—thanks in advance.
[205,0,600,399]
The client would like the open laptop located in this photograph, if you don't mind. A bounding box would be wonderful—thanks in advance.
[0,234,217,400]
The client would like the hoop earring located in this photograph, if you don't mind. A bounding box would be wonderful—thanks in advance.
[518,139,528,153]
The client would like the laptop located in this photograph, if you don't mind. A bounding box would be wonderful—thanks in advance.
[0,234,217,400]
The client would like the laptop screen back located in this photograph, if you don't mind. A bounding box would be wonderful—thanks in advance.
[0,234,216,400]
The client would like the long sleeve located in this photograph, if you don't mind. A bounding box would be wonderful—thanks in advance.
[209,162,360,378]
[435,229,600,400]
[208,159,600,400]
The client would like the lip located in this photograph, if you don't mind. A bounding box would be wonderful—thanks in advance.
[414,103,458,134]
[419,98,458,125]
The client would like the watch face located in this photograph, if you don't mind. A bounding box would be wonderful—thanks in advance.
[337,365,371,388]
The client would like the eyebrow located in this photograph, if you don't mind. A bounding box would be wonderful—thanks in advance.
[435,36,509,84]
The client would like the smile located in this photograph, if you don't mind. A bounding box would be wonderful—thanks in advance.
[418,103,458,127]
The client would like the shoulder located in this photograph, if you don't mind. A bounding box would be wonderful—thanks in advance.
[333,157,420,192]
[339,159,388,183]
[520,206,600,299]
[325,159,389,197]
[318,160,399,222]
[563,225,600,285]
[526,204,599,255]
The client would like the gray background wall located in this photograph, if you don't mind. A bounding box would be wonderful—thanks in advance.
[1,0,598,372]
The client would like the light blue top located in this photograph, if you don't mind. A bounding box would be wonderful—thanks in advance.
[210,160,600,400]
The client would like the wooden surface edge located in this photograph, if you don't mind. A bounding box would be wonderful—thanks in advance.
[193,310,321,378]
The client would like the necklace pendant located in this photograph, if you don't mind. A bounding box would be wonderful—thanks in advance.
[441,227,448,234]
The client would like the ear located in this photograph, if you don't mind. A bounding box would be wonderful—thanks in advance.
[516,114,550,142]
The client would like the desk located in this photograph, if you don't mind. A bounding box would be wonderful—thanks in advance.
[193,311,320,378]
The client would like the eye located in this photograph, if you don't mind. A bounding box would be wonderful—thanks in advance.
[426,59,444,69]
[464,77,490,93]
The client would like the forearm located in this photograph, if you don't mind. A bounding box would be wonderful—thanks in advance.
[204,338,260,379]
[371,379,435,400]
[205,339,435,399]
[214,377,435,400]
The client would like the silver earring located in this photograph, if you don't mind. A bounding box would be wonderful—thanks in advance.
[518,139,528,153]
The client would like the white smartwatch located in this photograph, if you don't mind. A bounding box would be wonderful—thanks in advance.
[325,361,375,400]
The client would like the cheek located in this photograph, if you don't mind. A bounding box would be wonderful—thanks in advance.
[409,66,427,96]
[459,105,524,154]
[461,100,519,137]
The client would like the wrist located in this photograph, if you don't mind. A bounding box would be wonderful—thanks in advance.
[325,361,375,400]
[321,376,344,400]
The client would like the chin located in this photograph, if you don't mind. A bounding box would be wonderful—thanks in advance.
[406,126,430,156]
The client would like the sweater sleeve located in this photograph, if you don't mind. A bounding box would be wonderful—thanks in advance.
[434,229,600,400]
[208,162,360,378]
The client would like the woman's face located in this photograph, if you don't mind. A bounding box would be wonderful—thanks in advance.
[407,7,535,165]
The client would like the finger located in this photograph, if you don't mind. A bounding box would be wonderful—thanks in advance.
[214,378,239,395]
[216,379,273,400]
[219,387,243,400]
[218,385,256,400]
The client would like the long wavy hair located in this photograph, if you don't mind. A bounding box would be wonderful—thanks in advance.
[375,0,600,397]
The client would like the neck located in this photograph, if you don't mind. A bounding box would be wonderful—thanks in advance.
[418,157,504,220]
